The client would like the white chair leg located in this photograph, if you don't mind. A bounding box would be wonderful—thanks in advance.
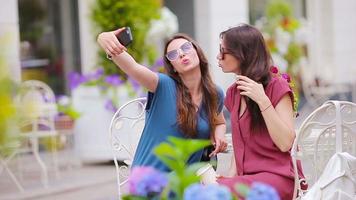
[50,136,60,179]
[30,137,49,188]
[0,153,25,192]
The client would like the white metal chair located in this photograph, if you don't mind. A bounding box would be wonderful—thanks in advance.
[14,80,60,187]
[109,97,147,198]
[291,100,356,199]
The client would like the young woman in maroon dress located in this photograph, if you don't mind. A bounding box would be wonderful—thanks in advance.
[216,24,306,200]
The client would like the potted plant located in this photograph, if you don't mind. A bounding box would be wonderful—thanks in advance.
[122,137,281,200]
[55,95,80,130]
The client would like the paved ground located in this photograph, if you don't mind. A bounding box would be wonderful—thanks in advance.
[0,150,119,200]
[0,100,316,200]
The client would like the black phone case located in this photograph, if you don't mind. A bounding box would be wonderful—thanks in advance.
[117,27,133,47]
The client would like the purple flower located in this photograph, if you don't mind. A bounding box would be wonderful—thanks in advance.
[246,182,280,200]
[68,72,87,90]
[281,73,291,83]
[270,66,279,74]
[105,75,124,86]
[152,57,164,69]
[128,167,168,197]
[128,77,141,92]
[91,68,104,80]
[104,99,117,113]
[80,68,104,82]
[184,183,232,200]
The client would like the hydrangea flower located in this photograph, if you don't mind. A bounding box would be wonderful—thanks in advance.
[184,183,232,200]
[246,182,280,200]
[128,166,168,197]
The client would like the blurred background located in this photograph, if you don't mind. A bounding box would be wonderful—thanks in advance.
[1,0,355,199]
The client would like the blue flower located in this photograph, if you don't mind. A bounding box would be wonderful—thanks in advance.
[184,183,232,200]
[128,167,168,197]
[246,182,280,200]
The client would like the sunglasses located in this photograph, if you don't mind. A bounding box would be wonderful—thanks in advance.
[219,44,231,60]
[166,41,194,61]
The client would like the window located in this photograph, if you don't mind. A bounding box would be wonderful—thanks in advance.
[249,0,307,24]
[18,0,81,94]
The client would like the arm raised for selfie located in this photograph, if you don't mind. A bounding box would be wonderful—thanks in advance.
[97,28,158,92]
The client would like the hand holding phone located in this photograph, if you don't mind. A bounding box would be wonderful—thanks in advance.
[117,27,133,47]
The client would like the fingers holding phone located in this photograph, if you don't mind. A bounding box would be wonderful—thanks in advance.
[97,27,132,57]
[116,27,133,47]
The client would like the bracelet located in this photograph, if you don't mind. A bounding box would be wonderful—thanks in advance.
[261,104,272,112]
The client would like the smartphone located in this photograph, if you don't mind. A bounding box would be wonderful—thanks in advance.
[117,27,133,47]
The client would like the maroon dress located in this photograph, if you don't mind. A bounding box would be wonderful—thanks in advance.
[218,77,306,200]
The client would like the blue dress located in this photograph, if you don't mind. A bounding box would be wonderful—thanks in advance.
[132,73,224,171]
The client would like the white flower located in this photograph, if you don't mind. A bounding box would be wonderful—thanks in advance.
[275,27,291,55]
[57,95,70,106]
[295,19,310,44]
[271,53,288,72]
[146,7,178,46]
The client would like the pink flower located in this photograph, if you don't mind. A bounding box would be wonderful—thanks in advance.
[270,66,279,74]
[281,73,291,83]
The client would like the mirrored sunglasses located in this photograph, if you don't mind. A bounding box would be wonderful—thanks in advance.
[166,42,193,61]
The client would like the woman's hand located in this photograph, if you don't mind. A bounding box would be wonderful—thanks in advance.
[210,129,228,157]
[236,75,271,109]
[97,28,127,57]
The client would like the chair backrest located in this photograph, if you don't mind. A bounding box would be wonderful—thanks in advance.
[291,100,356,199]
[109,97,147,198]
[15,80,58,136]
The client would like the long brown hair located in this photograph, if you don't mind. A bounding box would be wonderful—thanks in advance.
[220,24,272,130]
[163,33,219,138]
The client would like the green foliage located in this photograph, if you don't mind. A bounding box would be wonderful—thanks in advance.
[0,79,17,147]
[153,137,211,200]
[266,0,292,20]
[259,0,307,110]
[57,105,81,120]
[0,35,21,155]
[91,0,161,78]
[285,42,303,72]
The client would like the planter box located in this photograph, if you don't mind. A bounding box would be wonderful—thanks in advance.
[72,86,132,162]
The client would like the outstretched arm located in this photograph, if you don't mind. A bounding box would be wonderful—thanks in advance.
[97,28,158,92]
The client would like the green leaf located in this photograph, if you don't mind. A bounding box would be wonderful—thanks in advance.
[153,143,178,158]
[234,183,250,198]
[168,137,210,159]
[122,195,148,200]
[185,162,207,175]
[154,154,180,171]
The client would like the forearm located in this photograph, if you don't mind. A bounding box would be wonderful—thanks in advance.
[213,123,226,140]
[111,52,158,92]
[97,30,158,92]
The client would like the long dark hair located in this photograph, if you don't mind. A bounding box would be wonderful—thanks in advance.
[163,33,219,138]
[220,24,272,131]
